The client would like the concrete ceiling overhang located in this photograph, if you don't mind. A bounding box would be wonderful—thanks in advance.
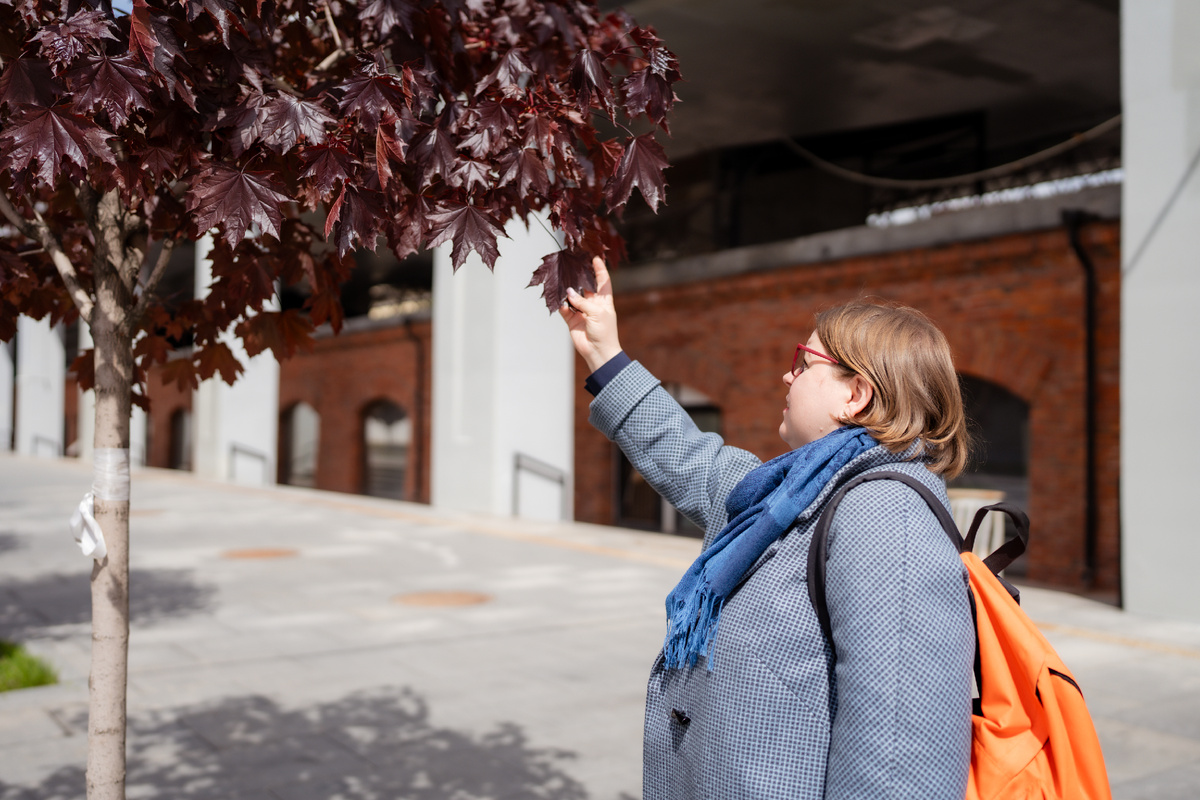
[605,0,1121,161]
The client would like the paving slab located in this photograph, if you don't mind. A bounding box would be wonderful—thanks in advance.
[1,453,1199,799]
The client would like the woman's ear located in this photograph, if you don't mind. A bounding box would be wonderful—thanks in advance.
[844,374,874,421]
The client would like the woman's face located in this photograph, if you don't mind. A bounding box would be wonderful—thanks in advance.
[778,332,859,450]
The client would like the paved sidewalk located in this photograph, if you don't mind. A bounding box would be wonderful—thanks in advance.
[1,454,1198,799]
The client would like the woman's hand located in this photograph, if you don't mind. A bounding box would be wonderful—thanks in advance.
[558,257,623,373]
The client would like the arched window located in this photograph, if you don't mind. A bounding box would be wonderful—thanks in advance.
[279,402,320,488]
[168,408,191,471]
[951,374,1030,569]
[616,383,721,538]
[955,375,1029,498]
[363,400,411,500]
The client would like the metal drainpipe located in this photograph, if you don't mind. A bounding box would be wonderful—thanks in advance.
[1062,209,1099,588]
[403,316,426,503]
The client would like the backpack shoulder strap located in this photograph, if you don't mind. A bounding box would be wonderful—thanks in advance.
[807,470,963,654]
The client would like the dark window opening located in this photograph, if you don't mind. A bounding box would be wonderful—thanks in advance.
[615,384,722,539]
[279,402,320,488]
[950,374,1030,574]
[363,400,411,500]
[168,408,192,471]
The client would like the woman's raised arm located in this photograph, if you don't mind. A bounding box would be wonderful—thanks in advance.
[562,258,761,545]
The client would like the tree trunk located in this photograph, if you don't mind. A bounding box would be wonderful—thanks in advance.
[86,266,134,800]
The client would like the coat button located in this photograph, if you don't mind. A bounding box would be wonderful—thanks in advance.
[671,708,691,725]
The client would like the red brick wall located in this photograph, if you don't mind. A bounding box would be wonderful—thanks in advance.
[574,220,1121,593]
[64,374,78,454]
[278,318,432,503]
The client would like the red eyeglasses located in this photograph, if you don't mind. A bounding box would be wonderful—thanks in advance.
[791,343,840,376]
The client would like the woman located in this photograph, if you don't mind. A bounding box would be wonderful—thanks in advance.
[561,258,974,800]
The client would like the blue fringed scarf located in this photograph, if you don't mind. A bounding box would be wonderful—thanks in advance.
[663,426,877,670]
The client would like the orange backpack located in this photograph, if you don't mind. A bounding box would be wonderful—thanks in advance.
[808,471,1112,800]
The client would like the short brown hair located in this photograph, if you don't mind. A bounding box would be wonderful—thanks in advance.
[815,301,969,478]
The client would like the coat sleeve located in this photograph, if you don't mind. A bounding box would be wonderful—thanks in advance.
[588,360,762,548]
[821,478,974,800]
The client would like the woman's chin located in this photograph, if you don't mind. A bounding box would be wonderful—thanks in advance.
[778,424,798,450]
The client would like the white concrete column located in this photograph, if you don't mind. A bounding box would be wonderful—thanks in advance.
[431,214,575,521]
[15,316,65,457]
[191,235,279,485]
[74,323,146,465]
[1121,0,1200,619]
[0,338,13,451]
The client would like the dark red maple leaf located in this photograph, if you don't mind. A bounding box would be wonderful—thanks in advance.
[411,119,460,186]
[449,158,492,193]
[138,144,179,181]
[129,0,183,86]
[186,164,290,247]
[358,0,420,39]
[183,0,244,47]
[474,49,532,98]
[71,55,154,128]
[0,105,116,186]
[194,341,244,385]
[570,50,613,115]
[374,110,409,188]
[31,11,118,72]
[133,332,173,365]
[620,68,678,132]
[0,57,59,110]
[527,248,596,312]
[522,115,563,158]
[218,90,270,157]
[69,348,96,392]
[159,355,200,391]
[458,99,514,158]
[300,142,357,203]
[261,94,334,154]
[235,309,315,360]
[307,288,345,333]
[606,132,669,212]
[337,71,411,127]
[326,186,385,256]
[426,203,506,271]
[498,147,549,197]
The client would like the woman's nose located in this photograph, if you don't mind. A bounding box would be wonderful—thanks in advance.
[782,370,794,387]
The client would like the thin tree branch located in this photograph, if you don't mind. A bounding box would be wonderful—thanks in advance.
[323,2,343,52]
[0,191,95,320]
[132,237,176,322]
[315,2,348,71]
[315,49,347,72]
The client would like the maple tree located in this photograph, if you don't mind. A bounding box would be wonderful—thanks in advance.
[0,1,678,797]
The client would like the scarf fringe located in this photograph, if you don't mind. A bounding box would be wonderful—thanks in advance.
[663,583,724,671]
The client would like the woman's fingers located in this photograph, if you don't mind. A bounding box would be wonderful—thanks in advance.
[565,286,594,314]
[591,256,612,295]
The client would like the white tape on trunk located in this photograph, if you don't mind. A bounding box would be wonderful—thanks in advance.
[93,447,131,502]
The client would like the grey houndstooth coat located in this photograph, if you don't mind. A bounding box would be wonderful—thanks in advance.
[590,361,973,800]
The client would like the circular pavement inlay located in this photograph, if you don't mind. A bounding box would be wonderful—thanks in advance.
[221,548,299,560]
[392,591,492,607]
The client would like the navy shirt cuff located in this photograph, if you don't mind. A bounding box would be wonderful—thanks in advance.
[584,351,632,396]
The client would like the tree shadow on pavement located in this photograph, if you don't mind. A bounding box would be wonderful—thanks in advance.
[0,687,591,800]
[0,569,215,641]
